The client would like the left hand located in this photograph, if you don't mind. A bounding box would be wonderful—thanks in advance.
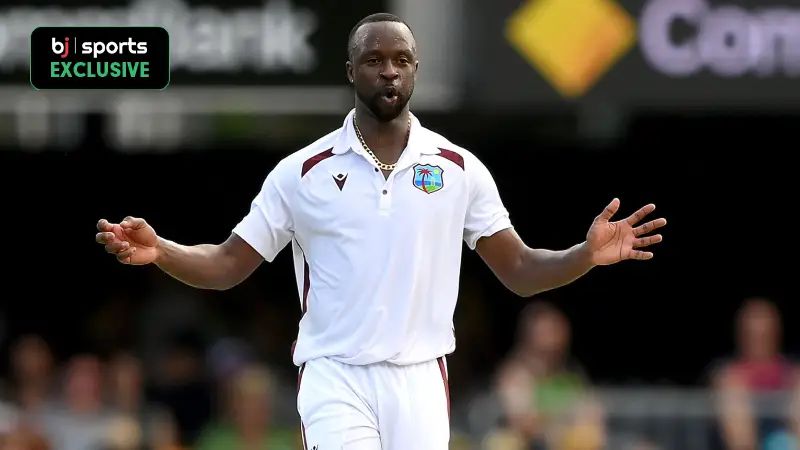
[587,198,667,265]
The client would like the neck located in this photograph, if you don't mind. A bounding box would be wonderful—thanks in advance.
[238,423,266,443]
[354,104,411,165]
[742,348,777,362]
[519,349,562,374]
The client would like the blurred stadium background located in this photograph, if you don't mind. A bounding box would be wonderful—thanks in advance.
[1,0,799,449]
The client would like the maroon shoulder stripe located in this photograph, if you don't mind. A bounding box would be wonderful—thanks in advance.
[437,148,464,170]
[301,148,334,177]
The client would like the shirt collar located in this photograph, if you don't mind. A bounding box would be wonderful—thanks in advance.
[331,108,441,157]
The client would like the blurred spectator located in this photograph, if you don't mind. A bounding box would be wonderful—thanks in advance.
[39,354,113,450]
[1,422,51,450]
[486,302,605,450]
[195,364,300,450]
[10,335,56,417]
[0,335,56,447]
[105,352,179,450]
[711,297,800,450]
[1,399,16,438]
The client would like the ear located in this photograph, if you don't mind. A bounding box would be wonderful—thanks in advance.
[346,60,354,84]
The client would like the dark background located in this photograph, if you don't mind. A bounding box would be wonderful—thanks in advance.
[3,108,796,389]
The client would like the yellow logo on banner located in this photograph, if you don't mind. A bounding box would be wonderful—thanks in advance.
[506,0,636,98]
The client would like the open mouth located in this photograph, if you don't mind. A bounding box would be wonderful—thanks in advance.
[382,87,399,102]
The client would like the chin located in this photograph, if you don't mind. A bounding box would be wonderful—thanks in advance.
[374,111,402,122]
[369,101,409,122]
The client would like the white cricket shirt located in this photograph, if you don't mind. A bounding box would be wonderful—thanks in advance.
[233,109,513,366]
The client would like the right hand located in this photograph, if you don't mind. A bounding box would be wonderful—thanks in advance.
[96,217,159,265]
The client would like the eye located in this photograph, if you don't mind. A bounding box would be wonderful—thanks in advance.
[366,57,380,65]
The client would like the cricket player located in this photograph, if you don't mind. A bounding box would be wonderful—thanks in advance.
[96,13,667,450]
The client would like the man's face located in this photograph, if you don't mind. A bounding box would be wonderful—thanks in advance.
[527,313,570,358]
[347,22,418,122]
[738,301,781,358]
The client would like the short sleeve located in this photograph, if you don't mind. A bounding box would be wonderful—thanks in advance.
[463,156,513,250]
[232,159,295,262]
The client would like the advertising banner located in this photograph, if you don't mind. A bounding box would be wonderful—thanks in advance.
[464,0,800,108]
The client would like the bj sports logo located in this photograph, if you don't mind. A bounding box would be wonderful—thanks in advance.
[31,27,169,90]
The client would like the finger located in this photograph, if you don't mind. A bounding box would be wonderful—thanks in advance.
[121,216,146,230]
[116,247,136,264]
[630,250,654,260]
[104,241,130,254]
[97,219,114,232]
[597,198,620,221]
[633,218,668,236]
[633,234,663,248]
[95,232,116,244]
[626,204,656,226]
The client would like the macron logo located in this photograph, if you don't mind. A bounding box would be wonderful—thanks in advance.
[332,173,347,191]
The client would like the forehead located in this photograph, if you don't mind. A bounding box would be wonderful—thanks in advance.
[353,21,415,54]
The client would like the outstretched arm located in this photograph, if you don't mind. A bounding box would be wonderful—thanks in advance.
[476,199,666,297]
[96,217,263,291]
[476,229,594,297]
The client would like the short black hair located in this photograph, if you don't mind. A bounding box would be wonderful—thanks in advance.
[347,13,415,61]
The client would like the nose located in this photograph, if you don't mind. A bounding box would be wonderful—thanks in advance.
[379,60,399,80]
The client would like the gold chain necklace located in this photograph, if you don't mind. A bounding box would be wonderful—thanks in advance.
[353,115,412,171]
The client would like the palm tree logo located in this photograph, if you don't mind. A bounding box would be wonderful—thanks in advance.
[413,164,443,193]
[419,167,432,191]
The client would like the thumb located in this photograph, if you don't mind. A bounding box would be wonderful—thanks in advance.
[120,216,147,230]
[597,198,620,222]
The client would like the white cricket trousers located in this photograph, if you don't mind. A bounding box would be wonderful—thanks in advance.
[297,356,451,450]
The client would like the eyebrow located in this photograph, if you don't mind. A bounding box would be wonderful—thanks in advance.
[359,47,415,58]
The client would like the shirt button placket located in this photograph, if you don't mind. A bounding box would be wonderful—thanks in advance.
[379,181,392,212]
